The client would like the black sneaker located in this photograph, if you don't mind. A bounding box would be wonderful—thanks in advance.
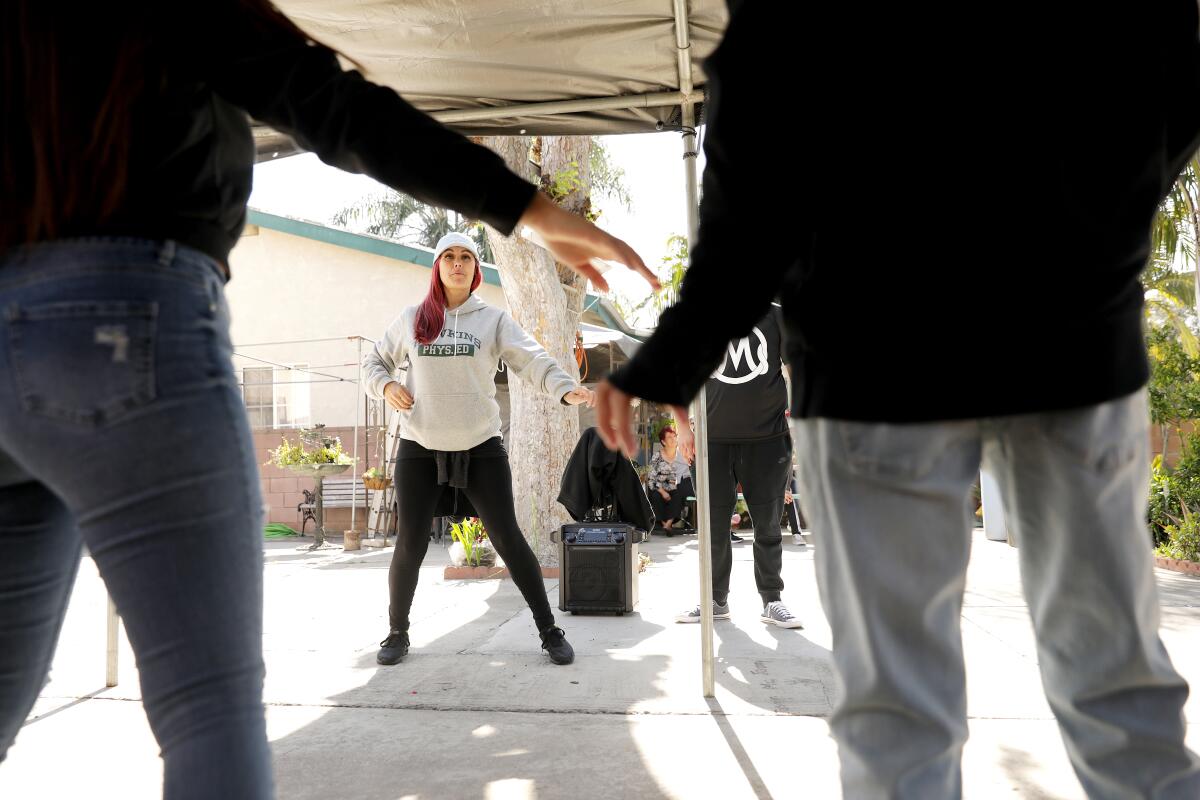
[730,531,745,543]
[539,625,575,665]
[377,630,410,665]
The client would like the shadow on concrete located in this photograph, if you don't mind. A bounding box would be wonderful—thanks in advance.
[1155,569,1200,607]
[706,697,774,800]
[258,521,839,799]
[265,553,677,799]
[711,619,835,717]
[20,688,108,728]
[997,745,1071,800]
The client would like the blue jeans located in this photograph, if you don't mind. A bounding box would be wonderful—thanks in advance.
[0,239,272,798]
[793,391,1200,799]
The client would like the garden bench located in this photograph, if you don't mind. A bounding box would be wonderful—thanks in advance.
[297,478,369,535]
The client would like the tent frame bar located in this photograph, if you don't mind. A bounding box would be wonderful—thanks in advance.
[432,90,698,124]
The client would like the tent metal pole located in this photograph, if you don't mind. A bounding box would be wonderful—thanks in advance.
[671,0,714,699]
[106,597,119,687]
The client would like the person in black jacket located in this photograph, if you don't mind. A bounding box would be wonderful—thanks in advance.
[0,3,653,797]
[595,3,1200,798]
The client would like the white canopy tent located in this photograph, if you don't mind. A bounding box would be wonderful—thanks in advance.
[253,0,728,155]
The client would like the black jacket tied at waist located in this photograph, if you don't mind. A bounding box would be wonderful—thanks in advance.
[558,427,655,532]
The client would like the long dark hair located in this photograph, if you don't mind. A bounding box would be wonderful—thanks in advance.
[0,1,345,248]
[414,254,483,345]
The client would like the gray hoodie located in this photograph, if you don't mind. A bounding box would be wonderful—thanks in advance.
[363,294,578,452]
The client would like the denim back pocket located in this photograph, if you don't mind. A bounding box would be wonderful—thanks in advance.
[5,300,157,426]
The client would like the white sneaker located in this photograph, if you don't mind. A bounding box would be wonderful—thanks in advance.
[761,600,803,629]
[793,533,807,548]
[675,602,731,623]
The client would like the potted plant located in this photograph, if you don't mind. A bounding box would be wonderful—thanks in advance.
[362,466,391,491]
[265,427,354,551]
[634,463,651,486]
[265,428,354,477]
[448,518,496,567]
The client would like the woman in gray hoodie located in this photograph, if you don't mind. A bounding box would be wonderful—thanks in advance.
[364,232,592,666]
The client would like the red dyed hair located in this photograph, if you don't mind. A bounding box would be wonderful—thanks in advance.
[658,425,676,444]
[413,250,483,345]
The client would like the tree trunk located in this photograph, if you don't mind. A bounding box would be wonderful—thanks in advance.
[478,136,594,565]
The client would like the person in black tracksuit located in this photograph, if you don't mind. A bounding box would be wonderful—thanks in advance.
[674,305,803,629]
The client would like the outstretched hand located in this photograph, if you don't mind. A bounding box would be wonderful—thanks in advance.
[519,193,659,293]
[673,407,695,463]
[594,379,639,458]
[563,386,596,407]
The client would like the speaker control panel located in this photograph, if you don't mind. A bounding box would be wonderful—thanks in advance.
[565,526,627,545]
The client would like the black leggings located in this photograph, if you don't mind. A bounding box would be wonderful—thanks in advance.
[648,477,694,524]
[388,447,555,634]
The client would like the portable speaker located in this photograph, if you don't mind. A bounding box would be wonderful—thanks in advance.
[552,522,645,614]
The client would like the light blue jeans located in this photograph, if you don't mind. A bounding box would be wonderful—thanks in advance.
[0,239,272,798]
[793,391,1200,799]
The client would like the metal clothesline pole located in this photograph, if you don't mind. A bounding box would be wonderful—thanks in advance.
[350,337,363,534]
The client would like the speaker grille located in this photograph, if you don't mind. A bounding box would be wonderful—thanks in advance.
[565,546,624,607]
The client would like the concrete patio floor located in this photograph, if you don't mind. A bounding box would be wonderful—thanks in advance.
[3,528,1199,799]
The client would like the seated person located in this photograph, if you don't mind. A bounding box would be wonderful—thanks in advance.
[646,426,694,534]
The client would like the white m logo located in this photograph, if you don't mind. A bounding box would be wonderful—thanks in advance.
[714,327,769,385]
